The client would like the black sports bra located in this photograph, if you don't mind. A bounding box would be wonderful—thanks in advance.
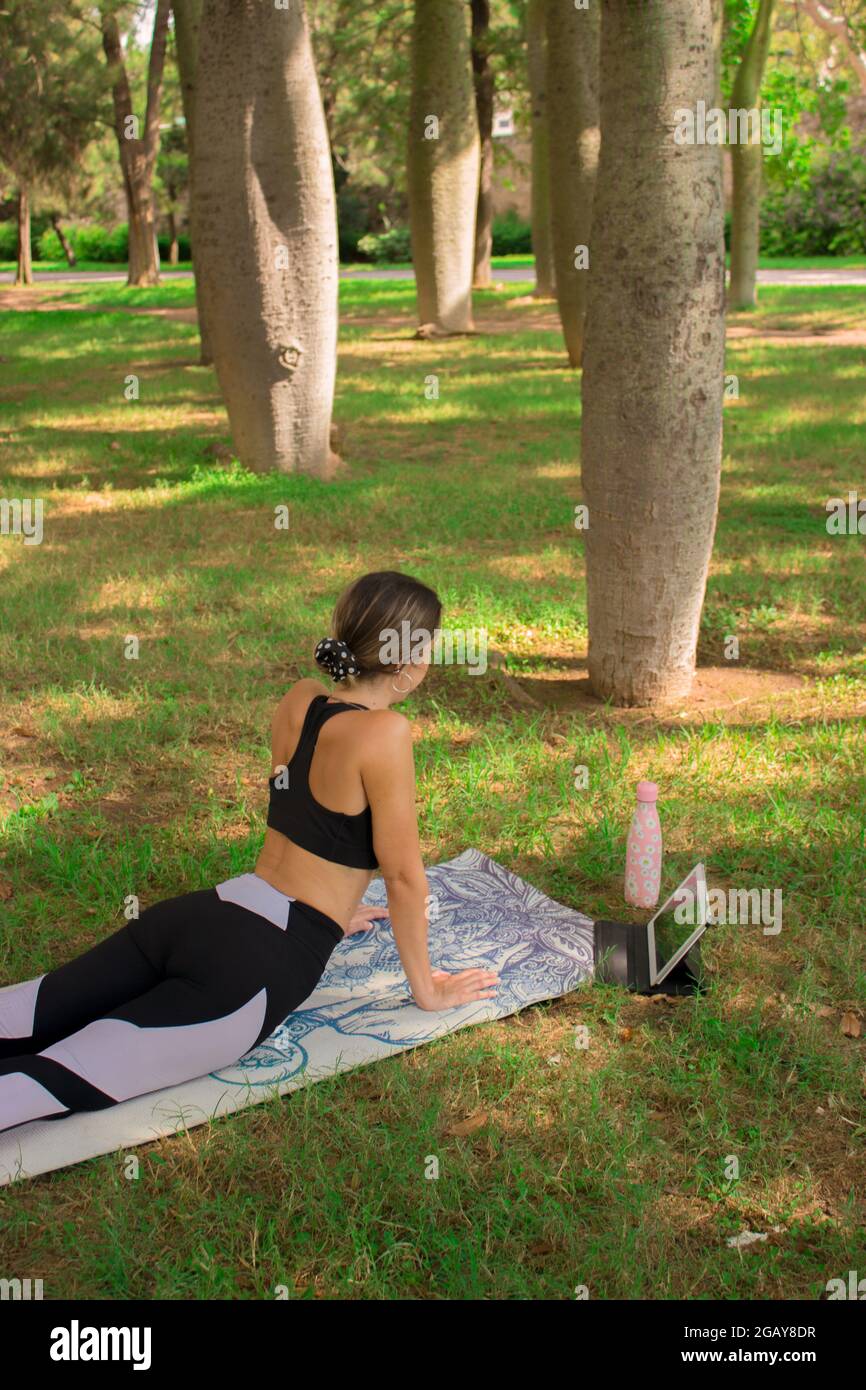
[267,694,378,870]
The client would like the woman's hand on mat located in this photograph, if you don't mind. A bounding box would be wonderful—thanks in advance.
[416,968,500,1011]
[345,904,389,936]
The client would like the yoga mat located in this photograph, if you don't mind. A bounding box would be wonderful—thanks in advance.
[0,849,594,1184]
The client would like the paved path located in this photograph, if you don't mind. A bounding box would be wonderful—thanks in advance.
[2,265,865,286]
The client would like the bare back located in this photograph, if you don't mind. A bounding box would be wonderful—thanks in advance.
[254,679,386,928]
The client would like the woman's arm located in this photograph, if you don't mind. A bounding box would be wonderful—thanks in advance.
[361,713,499,1011]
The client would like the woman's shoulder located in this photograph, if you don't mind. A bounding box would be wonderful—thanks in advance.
[271,678,327,730]
[286,677,329,705]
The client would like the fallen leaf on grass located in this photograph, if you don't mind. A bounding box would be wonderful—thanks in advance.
[446,1111,488,1137]
[841,1012,862,1039]
[0,879,13,900]
[528,1240,558,1257]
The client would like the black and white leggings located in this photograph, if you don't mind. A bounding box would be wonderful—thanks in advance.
[0,874,342,1135]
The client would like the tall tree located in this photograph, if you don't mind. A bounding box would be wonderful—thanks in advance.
[471,0,495,288]
[728,0,777,308]
[15,189,32,287]
[193,0,339,476]
[172,0,212,362]
[0,1,103,285]
[527,0,555,298]
[407,0,480,335]
[547,0,600,366]
[100,0,172,287]
[581,0,725,706]
[155,121,186,264]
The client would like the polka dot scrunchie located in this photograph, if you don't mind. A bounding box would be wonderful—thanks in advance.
[315,637,360,682]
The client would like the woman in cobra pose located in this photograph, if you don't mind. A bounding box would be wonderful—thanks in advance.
[0,570,499,1134]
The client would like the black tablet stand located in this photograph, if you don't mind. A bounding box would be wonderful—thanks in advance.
[593,919,705,996]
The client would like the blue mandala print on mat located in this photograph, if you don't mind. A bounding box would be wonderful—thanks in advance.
[210,849,594,1087]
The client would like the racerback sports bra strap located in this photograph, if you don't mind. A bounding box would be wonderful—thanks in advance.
[266,694,378,870]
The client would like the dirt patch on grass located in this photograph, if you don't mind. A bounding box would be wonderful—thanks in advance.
[5,284,864,348]
[501,663,809,722]
[727,324,866,347]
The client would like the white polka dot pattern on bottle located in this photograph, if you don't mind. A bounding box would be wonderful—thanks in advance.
[314,637,360,682]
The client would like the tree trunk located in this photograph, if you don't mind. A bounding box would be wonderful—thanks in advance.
[101,0,170,287]
[527,0,555,298]
[471,0,494,289]
[728,0,776,309]
[16,187,32,286]
[581,0,725,707]
[167,208,179,264]
[407,0,480,335]
[50,213,77,267]
[172,0,213,364]
[712,0,724,109]
[547,0,600,367]
[193,0,339,476]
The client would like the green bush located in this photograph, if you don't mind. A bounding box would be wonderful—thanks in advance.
[72,224,129,262]
[356,213,534,265]
[0,221,18,258]
[356,226,412,263]
[157,233,191,261]
[491,210,532,256]
[760,145,866,255]
[35,228,64,260]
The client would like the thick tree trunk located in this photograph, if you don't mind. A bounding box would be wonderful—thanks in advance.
[172,0,213,364]
[126,179,161,285]
[547,0,600,367]
[16,187,32,286]
[193,0,339,476]
[527,0,555,298]
[101,0,170,287]
[407,0,480,335]
[471,0,494,289]
[581,0,725,707]
[50,213,77,267]
[728,0,776,309]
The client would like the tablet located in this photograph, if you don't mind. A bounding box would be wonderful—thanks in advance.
[647,862,709,986]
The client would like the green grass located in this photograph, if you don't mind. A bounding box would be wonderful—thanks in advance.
[0,259,195,274]
[0,276,864,1299]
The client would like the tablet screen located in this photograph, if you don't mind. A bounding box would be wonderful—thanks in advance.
[651,866,707,984]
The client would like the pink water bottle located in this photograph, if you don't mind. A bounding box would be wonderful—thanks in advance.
[625,781,662,908]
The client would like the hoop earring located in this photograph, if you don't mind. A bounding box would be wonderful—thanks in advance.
[391,669,414,695]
